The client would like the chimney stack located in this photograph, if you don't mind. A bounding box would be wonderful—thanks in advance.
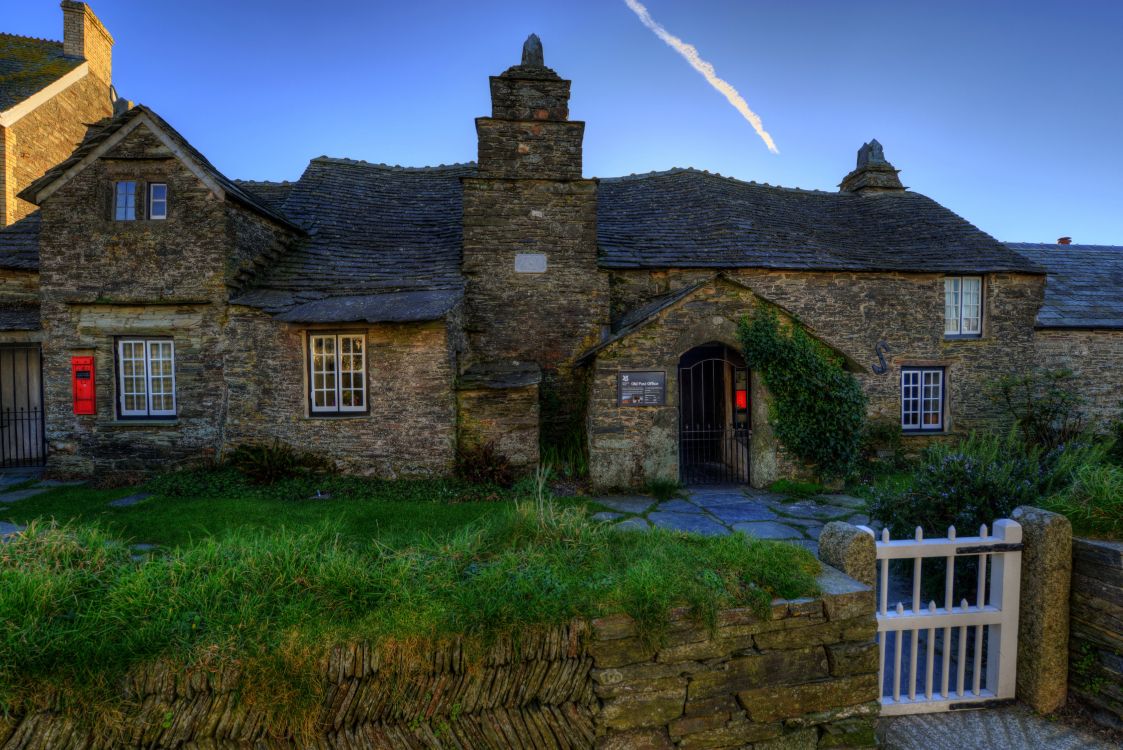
[839,139,905,195]
[1057,237,1072,245]
[61,2,114,85]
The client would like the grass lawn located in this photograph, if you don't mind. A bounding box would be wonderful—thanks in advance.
[0,467,821,725]
[0,470,592,549]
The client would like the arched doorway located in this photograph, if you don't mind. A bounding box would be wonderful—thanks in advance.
[678,343,750,485]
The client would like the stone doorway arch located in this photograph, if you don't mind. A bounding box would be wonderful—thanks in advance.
[677,342,750,485]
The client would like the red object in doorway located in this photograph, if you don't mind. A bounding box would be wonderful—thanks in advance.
[71,356,95,415]
[735,389,748,410]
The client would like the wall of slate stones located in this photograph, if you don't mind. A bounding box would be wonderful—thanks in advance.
[222,308,460,477]
[0,568,878,749]
[1035,330,1123,429]
[591,269,1043,490]
[457,383,540,473]
[1069,537,1123,729]
[3,72,112,225]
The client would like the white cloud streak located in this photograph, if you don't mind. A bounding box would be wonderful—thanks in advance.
[623,0,779,154]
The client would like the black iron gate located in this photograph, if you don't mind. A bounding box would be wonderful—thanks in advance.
[678,346,750,485]
[0,345,45,468]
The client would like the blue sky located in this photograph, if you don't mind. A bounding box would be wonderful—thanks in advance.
[10,0,1123,244]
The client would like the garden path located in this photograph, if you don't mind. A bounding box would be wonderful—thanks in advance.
[592,485,872,556]
[878,703,1117,749]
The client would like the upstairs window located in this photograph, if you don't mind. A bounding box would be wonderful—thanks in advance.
[117,338,176,418]
[114,180,137,221]
[944,276,982,337]
[901,367,944,432]
[148,183,168,220]
[308,333,367,414]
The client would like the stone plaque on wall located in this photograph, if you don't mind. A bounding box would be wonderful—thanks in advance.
[514,253,548,273]
[618,371,665,406]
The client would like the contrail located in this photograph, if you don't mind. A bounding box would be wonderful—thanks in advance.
[623,0,779,154]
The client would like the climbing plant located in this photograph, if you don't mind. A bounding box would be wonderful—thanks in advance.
[738,305,866,479]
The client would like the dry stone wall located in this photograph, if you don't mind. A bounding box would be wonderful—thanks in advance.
[1069,537,1123,729]
[0,568,878,749]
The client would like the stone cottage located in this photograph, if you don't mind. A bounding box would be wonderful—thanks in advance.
[0,10,1119,487]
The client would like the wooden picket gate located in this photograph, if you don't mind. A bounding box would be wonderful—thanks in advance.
[857,520,1022,715]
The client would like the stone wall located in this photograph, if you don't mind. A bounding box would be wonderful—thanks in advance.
[0,567,878,749]
[1069,537,1123,729]
[591,269,1043,490]
[1035,329,1123,429]
[457,382,540,473]
[3,72,112,225]
[223,307,460,477]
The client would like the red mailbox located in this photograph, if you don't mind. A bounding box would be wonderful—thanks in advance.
[71,355,95,415]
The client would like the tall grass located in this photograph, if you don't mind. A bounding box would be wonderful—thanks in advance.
[0,511,819,723]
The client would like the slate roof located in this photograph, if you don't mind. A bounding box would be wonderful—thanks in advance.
[233,180,295,215]
[0,305,40,331]
[19,105,300,232]
[597,168,1042,274]
[1007,243,1123,329]
[232,158,476,321]
[0,34,82,112]
[0,212,41,271]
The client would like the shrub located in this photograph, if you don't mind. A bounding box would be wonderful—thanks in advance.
[861,418,905,466]
[990,369,1086,451]
[645,478,683,501]
[1041,461,1123,539]
[455,440,513,487]
[869,430,1107,538]
[1109,401,1123,462]
[225,441,331,484]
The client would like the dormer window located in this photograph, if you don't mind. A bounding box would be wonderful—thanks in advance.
[114,180,137,221]
[944,276,982,337]
[149,183,167,220]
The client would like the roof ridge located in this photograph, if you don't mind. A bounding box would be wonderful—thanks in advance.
[597,167,839,196]
[0,31,64,46]
[309,156,477,172]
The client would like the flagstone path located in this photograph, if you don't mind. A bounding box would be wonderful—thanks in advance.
[592,485,872,556]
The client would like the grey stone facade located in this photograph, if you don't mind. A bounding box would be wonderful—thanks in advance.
[1,23,1120,484]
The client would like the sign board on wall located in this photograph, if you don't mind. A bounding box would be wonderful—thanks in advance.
[618,371,666,406]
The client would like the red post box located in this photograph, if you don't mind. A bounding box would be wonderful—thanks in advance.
[71,355,95,415]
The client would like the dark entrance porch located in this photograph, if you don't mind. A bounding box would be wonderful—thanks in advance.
[677,343,750,485]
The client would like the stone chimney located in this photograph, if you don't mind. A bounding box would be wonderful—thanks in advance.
[475,34,583,179]
[61,1,114,84]
[1057,236,1072,245]
[839,139,905,195]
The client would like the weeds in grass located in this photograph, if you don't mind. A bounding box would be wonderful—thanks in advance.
[645,478,684,501]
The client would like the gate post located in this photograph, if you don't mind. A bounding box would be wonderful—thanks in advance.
[986,519,1022,700]
[1010,505,1072,714]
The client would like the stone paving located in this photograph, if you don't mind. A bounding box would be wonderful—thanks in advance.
[592,485,870,556]
[878,703,1117,750]
[0,474,88,541]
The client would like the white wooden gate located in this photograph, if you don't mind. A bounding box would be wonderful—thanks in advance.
[858,520,1022,715]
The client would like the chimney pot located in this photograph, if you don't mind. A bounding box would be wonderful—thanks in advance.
[1057,237,1072,245]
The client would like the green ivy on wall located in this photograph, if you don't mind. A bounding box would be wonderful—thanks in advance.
[738,305,866,479]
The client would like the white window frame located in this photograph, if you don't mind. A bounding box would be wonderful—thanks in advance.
[114,180,137,221]
[148,182,168,220]
[944,276,983,337]
[901,367,944,432]
[117,338,176,418]
[308,333,367,415]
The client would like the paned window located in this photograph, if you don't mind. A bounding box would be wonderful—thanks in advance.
[117,338,176,417]
[944,276,982,336]
[901,367,944,431]
[309,333,366,414]
[149,183,168,220]
[114,180,137,221]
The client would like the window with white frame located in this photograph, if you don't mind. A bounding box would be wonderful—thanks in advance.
[901,367,944,431]
[308,333,366,414]
[114,181,137,221]
[117,338,176,417]
[944,276,982,336]
[149,183,168,220]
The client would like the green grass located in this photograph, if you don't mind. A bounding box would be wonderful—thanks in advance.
[0,468,821,728]
[0,469,568,549]
[768,478,827,500]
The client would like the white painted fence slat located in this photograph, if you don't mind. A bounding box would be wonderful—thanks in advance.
[858,518,1021,716]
